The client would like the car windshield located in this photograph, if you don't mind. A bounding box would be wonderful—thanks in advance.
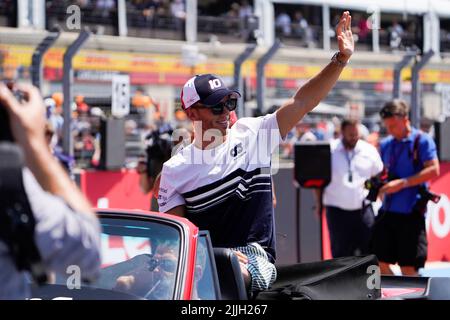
[50,217,182,300]
[97,217,181,300]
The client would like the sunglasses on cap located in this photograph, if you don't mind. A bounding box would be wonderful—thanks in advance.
[196,98,238,115]
[147,257,177,273]
[379,109,406,119]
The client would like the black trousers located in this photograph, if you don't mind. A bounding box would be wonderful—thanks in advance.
[326,205,375,258]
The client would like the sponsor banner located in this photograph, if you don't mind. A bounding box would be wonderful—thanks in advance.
[3,43,450,84]
[427,162,450,261]
[79,169,151,211]
[0,44,234,76]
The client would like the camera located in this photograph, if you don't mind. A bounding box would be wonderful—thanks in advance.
[144,124,174,177]
[364,169,389,202]
[0,82,25,142]
[365,169,441,215]
[413,186,441,215]
[0,105,13,142]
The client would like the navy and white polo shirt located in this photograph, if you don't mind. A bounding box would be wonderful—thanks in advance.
[158,112,283,262]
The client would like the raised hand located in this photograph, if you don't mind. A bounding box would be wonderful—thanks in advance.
[336,11,354,60]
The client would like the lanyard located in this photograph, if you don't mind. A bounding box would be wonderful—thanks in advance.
[344,148,356,182]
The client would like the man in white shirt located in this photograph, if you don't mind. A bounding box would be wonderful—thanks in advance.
[321,119,383,258]
[158,11,354,293]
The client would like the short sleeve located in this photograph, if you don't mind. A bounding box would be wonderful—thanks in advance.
[419,133,438,164]
[369,144,384,176]
[23,169,101,280]
[158,165,186,212]
[258,112,286,154]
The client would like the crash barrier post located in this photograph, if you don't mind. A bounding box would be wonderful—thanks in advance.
[411,49,434,129]
[392,50,417,100]
[233,44,257,118]
[99,117,126,171]
[436,118,450,161]
[62,29,91,157]
[31,26,61,90]
[294,142,331,261]
[256,39,282,114]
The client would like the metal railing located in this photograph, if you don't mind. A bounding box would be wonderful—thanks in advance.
[274,24,323,48]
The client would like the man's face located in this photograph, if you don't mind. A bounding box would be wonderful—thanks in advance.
[148,248,178,300]
[151,250,177,276]
[188,96,232,136]
[342,124,359,149]
[113,248,178,299]
[383,116,408,139]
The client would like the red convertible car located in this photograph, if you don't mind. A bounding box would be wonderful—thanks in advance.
[31,209,450,300]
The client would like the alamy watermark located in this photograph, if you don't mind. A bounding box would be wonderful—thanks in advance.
[66,5,81,30]
[66,265,82,290]
[366,265,381,290]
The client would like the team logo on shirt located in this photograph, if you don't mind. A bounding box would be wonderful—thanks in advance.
[230,143,243,157]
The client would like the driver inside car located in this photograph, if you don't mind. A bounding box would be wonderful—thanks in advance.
[113,240,208,300]
[114,242,178,300]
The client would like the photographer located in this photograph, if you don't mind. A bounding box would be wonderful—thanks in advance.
[0,83,101,299]
[320,119,383,258]
[137,124,185,211]
[371,99,440,276]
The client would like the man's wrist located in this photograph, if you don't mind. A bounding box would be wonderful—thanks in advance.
[338,52,351,63]
[401,178,409,188]
[22,137,52,160]
[331,52,349,67]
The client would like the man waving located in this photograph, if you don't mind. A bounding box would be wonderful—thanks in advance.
[159,12,354,293]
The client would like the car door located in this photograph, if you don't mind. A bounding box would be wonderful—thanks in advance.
[192,231,221,300]
[30,210,198,300]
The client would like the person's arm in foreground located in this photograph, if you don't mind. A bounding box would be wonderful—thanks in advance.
[276,11,354,138]
[0,83,101,278]
[0,83,94,217]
